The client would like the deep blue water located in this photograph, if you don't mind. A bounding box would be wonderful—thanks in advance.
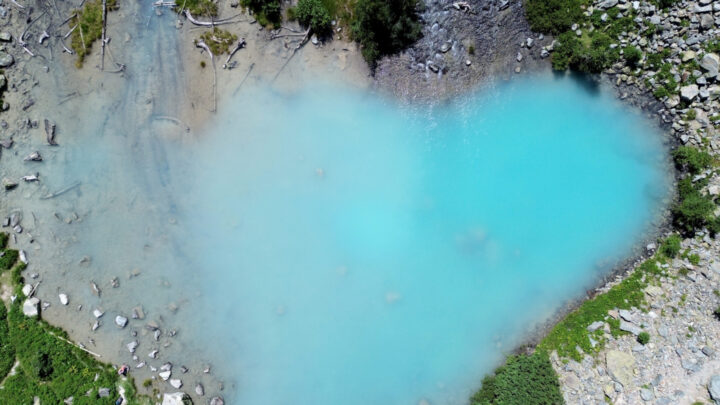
[171,76,671,404]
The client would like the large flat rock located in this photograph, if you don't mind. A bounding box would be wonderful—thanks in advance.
[606,350,635,388]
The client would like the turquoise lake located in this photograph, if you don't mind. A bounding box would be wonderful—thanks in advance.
[170,77,672,404]
[28,65,672,403]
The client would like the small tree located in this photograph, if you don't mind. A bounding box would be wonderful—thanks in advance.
[660,235,681,258]
[296,0,332,35]
[637,332,650,345]
[623,46,642,68]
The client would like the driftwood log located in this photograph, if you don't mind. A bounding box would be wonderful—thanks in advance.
[44,119,57,145]
[101,0,107,70]
[223,38,245,68]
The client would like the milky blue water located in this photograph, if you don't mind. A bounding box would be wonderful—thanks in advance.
[157,76,672,404]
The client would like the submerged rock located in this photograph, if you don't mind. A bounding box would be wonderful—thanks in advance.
[115,315,128,328]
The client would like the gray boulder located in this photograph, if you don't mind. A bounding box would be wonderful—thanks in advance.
[0,51,13,67]
[700,53,719,77]
[709,375,720,404]
[681,85,699,101]
[598,0,619,9]
[606,350,635,388]
[22,297,40,317]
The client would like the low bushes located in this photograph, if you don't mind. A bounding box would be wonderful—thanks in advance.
[241,0,282,26]
[672,146,713,175]
[296,0,332,35]
[352,0,423,66]
[637,332,650,345]
[470,351,563,405]
[70,0,119,67]
[199,28,238,55]
[660,234,681,258]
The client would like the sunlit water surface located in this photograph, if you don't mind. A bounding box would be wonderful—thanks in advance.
[29,74,671,404]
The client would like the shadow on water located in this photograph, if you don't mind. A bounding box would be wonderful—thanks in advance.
[552,69,602,96]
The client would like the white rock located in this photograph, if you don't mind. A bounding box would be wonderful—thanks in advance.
[161,392,190,405]
[159,370,171,381]
[195,383,204,396]
[22,284,33,297]
[93,309,104,318]
[19,250,27,264]
[58,293,68,305]
[127,340,138,353]
[22,297,40,317]
[115,315,128,328]
[169,378,182,389]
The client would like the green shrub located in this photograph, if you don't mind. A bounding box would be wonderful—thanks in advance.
[182,0,218,16]
[623,46,642,68]
[637,332,650,345]
[241,0,281,26]
[673,146,713,175]
[198,28,238,55]
[660,235,681,258]
[551,31,619,73]
[525,0,584,35]
[0,249,18,271]
[296,0,332,35]
[352,0,423,66]
[689,253,700,265]
[672,186,715,235]
[0,232,8,249]
[470,351,563,405]
[70,0,119,67]
[0,303,15,381]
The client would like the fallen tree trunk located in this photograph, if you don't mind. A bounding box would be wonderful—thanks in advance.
[101,0,107,70]
[183,10,238,26]
[272,28,311,82]
[223,38,245,68]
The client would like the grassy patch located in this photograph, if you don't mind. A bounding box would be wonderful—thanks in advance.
[537,258,662,361]
[0,249,18,272]
[180,0,218,16]
[199,28,238,55]
[0,236,149,403]
[470,351,563,405]
[70,0,118,68]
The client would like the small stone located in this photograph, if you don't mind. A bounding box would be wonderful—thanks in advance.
[159,370,171,381]
[195,383,204,396]
[93,309,104,318]
[0,51,14,67]
[640,388,654,401]
[210,397,225,405]
[149,350,158,359]
[22,284,33,297]
[169,378,182,389]
[680,85,699,101]
[59,293,68,305]
[0,32,11,41]
[115,315,128,328]
[127,340,138,353]
[516,52,523,62]
[587,321,604,332]
[98,388,110,398]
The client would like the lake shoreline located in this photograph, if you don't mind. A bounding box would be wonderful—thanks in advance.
[0,0,713,403]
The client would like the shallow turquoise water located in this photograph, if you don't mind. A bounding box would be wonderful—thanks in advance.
[166,76,671,404]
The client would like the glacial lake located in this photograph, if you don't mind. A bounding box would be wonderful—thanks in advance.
[24,68,671,403]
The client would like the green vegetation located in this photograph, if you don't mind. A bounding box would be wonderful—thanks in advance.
[0,249,18,272]
[70,0,118,67]
[0,234,149,404]
[296,0,333,35]
[673,177,716,235]
[199,28,239,55]
[470,351,563,405]
[352,0,423,66]
[688,253,700,265]
[524,0,584,35]
[623,46,642,68]
[714,306,720,320]
[637,331,650,345]
[672,146,713,175]
[660,234,681,258]
[182,0,218,16]
[241,0,282,26]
